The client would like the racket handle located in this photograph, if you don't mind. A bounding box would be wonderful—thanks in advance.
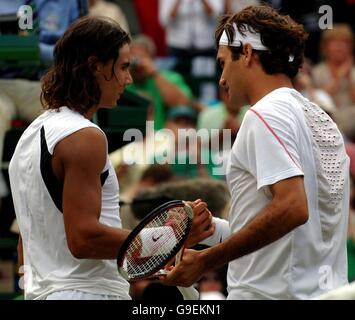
[175,248,199,300]
[178,286,199,300]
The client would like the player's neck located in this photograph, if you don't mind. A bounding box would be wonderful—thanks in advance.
[84,106,99,120]
[247,73,293,106]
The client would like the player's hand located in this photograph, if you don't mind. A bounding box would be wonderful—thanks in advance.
[185,199,215,248]
[161,248,205,287]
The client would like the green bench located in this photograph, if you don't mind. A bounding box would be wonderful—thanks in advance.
[0,34,39,61]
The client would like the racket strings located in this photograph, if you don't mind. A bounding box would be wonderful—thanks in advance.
[123,206,190,279]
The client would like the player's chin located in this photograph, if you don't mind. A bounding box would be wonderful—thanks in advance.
[101,101,118,109]
[116,90,124,101]
[111,93,123,107]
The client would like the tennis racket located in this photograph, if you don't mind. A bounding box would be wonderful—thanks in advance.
[117,200,199,300]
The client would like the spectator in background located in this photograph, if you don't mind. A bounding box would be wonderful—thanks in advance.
[109,105,205,197]
[198,86,248,141]
[293,59,337,118]
[159,0,223,75]
[127,35,193,131]
[109,108,179,197]
[0,0,80,211]
[114,105,208,182]
[131,177,230,222]
[332,105,355,269]
[156,105,209,178]
[89,0,129,33]
[133,0,167,56]
[347,143,355,176]
[313,24,355,109]
[109,129,173,197]
[119,164,174,230]
[223,0,260,14]
[152,104,235,180]
[121,164,173,203]
[197,87,249,180]
[334,106,355,143]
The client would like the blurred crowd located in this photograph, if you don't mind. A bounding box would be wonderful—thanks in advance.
[1,0,355,299]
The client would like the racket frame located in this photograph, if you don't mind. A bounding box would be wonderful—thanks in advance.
[117,200,193,281]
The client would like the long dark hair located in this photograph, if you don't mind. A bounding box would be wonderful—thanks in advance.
[41,16,130,115]
[215,5,308,79]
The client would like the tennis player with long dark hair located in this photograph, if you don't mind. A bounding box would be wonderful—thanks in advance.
[9,16,213,300]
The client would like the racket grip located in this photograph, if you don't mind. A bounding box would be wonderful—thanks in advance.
[175,248,199,299]
[178,286,199,300]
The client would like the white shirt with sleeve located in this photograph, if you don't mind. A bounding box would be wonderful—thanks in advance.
[211,87,349,299]
[159,0,223,50]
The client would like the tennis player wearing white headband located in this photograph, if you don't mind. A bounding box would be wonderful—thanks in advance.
[163,5,350,300]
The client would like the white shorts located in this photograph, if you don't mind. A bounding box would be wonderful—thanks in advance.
[45,290,129,300]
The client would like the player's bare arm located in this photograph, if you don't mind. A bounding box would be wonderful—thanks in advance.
[53,127,130,259]
[163,175,308,286]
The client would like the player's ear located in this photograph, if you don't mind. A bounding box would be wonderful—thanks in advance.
[243,44,253,66]
[88,56,104,75]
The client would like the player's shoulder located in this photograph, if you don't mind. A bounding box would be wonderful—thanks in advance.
[251,88,302,120]
[254,87,296,108]
[54,126,107,174]
[55,125,106,158]
[59,126,106,150]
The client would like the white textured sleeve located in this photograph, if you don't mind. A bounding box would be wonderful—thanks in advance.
[199,217,230,247]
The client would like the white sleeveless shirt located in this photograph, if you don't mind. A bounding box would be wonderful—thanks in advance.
[9,107,130,300]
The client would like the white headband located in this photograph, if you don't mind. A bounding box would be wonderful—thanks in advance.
[219,23,268,51]
[219,23,295,62]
